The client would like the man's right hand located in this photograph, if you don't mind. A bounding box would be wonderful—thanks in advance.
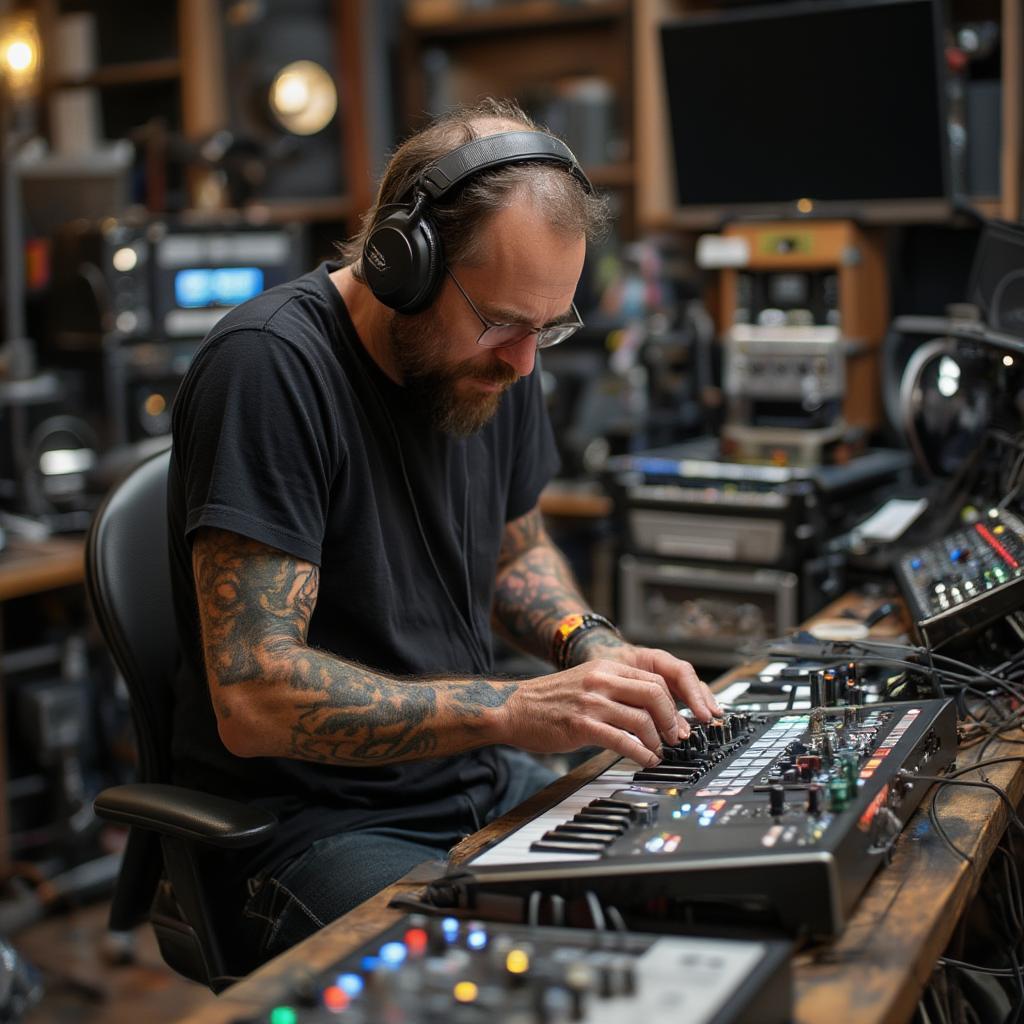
[492,660,692,768]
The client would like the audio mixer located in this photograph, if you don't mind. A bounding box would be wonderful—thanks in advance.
[433,700,957,939]
[248,913,792,1024]
[895,507,1024,647]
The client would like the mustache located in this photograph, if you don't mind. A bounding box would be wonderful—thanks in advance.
[460,363,520,387]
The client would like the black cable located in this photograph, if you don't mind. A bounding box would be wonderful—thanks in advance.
[527,889,542,927]
[908,774,1024,838]
[937,957,1020,977]
[606,905,628,933]
[584,890,606,932]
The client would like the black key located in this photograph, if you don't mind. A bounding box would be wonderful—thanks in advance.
[557,822,624,836]
[546,828,615,846]
[530,838,608,854]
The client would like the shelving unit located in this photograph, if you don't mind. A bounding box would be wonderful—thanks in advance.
[402,0,636,237]
[37,0,375,231]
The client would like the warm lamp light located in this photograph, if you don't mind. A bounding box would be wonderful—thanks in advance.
[268,59,337,136]
[0,15,40,95]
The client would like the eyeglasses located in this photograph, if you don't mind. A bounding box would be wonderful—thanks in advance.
[446,267,583,350]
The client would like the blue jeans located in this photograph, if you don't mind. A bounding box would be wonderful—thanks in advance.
[237,749,556,967]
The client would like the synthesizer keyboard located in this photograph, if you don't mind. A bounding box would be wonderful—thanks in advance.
[894,507,1024,647]
[435,700,957,940]
[248,913,792,1024]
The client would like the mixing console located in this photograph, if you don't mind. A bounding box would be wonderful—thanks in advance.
[895,507,1024,647]
[249,914,791,1024]
[436,700,957,939]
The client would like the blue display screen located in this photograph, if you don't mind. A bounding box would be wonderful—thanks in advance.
[174,267,265,308]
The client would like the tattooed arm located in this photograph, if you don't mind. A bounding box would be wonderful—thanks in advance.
[192,527,522,765]
[193,525,705,769]
[492,506,722,722]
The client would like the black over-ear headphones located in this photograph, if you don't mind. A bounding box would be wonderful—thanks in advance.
[361,130,593,315]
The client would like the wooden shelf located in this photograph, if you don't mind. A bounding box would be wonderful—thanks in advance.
[54,58,182,90]
[178,197,354,226]
[408,0,629,37]
[240,196,355,224]
[585,162,634,188]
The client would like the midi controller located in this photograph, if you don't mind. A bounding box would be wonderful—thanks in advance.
[434,699,957,939]
[249,913,791,1024]
[895,507,1024,648]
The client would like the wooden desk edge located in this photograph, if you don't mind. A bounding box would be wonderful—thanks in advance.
[0,537,86,602]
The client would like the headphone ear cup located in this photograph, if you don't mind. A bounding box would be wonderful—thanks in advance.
[362,207,445,314]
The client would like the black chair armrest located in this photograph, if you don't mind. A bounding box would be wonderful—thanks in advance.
[95,784,277,849]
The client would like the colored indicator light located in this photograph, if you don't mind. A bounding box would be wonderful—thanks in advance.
[379,941,407,966]
[454,981,479,1003]
[269,1008,298,1024]
[323,986,349,1013]
[467,929,487,950]
[698,817,713,827]
[336,972,364,996]
[403,928,428,956]
[360,955,380,972]
[506,949,530,974]
[442,917,460,941]
[672,810,682,819]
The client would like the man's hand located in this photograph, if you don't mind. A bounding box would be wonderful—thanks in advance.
[497,659,698,769]
[572,632,723,725]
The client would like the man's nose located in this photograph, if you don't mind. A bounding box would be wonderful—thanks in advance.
[495,334,537,378]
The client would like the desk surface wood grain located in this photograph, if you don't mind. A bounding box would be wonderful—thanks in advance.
[0,536,85,602]
[178,593,1022,1024]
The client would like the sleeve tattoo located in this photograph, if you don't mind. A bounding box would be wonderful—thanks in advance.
[192,528,516,765]
[491,507,596,661]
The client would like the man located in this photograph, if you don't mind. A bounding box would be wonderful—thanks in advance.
[168,98,721,968]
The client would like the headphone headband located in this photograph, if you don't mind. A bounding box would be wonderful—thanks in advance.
[416,130,593,200]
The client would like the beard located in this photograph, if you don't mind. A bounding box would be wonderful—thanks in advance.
[387,311,520,438]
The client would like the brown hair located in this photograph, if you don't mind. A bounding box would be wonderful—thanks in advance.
[338,97,609,280]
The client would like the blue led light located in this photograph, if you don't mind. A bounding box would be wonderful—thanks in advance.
[336,973,364,996]
[467,929,487,950]
[698,817,713,827]
[442,917,460,941]
[361,955,380,972]
[379,942,407,966]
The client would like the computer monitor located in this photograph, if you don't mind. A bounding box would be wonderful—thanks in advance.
[660,0,951,226]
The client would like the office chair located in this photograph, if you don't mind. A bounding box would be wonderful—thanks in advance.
[86,448,276,992]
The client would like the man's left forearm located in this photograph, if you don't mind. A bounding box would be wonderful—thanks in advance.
[492,507,613,663]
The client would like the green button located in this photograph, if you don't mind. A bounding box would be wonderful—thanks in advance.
[270,1007,298,1024]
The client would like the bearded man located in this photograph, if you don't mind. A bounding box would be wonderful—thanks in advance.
[168,98,721,969]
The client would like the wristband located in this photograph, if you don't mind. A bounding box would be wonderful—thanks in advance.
[551,612,621,671]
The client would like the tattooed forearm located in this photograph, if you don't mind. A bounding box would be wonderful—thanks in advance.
[192,528,509,766]
[492,507,591,660]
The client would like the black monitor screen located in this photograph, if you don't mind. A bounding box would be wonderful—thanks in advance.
[660,0,949,212]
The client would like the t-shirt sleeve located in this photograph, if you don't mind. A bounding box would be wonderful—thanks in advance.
[172,327,341,565]
[505,367,561,522]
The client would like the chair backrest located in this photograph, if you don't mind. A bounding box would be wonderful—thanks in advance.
[85,448,176,927]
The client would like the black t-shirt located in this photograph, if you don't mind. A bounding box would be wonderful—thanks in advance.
[168,262,559,876]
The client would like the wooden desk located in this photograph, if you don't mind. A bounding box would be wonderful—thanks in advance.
[0,536,85,602]
[0,536,86,868]
[177,593,1024,1024]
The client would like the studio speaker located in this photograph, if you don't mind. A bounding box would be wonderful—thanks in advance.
[220,0,344,202]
